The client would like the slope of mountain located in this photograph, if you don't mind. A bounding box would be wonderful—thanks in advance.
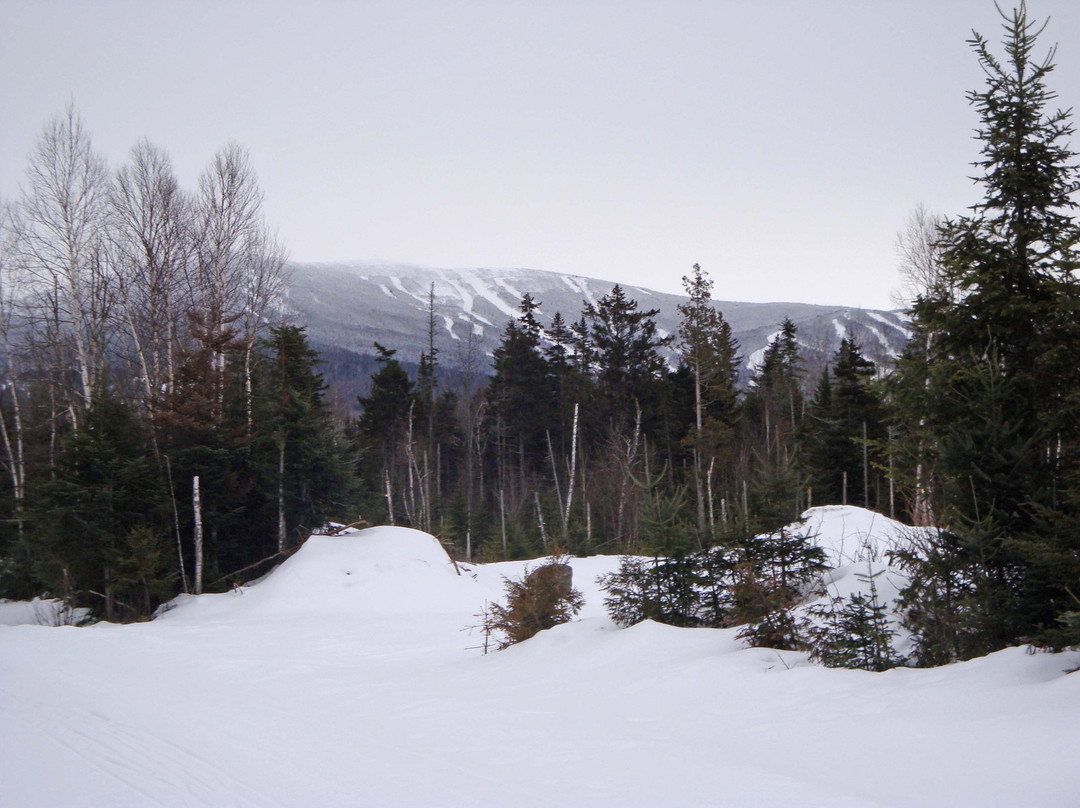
[283,261,910,394]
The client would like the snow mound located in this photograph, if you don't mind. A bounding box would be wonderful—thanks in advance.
[786,505,932,568]
[0,597,90,627]
[160,526,478,622]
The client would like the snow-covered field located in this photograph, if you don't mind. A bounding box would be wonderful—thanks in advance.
[2,507,1077,807]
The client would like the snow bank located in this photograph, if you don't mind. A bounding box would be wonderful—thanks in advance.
[158,526,480,623]
[2,517,1078,807]
[0,597,89,626]
[787,504,933,567]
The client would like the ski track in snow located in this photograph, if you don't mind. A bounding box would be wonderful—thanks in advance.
[490,275,525,310]
[439,313,460,341]
[865,309,912,339]
[0,684,283,807]
[561,274,599,310]
[857,320,899,359]
[746,329,781,371]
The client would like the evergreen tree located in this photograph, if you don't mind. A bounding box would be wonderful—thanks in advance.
[744,318,806,523]
[807,338,885,508]
[31,395,171,619]
[804,566,905,671]
[488,294,555,480]
[893,3,1080,655]
[677,264,741,532]
[157,316,252,588]
[356,343,415,524]
[582,285,670,434]
[254,325,354,552]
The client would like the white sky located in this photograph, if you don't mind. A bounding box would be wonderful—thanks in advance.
[3,0,1079,309]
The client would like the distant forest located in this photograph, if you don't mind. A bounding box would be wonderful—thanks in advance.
[0,4,1077,663]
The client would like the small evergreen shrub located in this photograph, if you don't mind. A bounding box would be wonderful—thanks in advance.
[599,524,826,638]
[479,556,584,651]
[802,566,906,671]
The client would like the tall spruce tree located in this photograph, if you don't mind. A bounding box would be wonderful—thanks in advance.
[488,294,554,481]
[255,325,353,552]
[894,3,1080,656]
[356,343,415,524]
[677,264,741,533]
[582,284,670,434]
[744,318,806,523]
[807,338,884,508]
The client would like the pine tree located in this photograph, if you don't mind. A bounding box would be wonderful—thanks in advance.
[677,264,741,533]
[806,338,885,508]
[31,395,171,619]
[805,565,905,671]
[893,3,1080,655]
[582,285,670,434]
[744,318,806,523]
[356,343,415,524]
[488,294,555,480]
[255,325,353,552]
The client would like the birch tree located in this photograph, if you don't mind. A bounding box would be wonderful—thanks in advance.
[15,104,114,423]
[111,139,192,414]
[677,264,740,533]
[191,143,284,425]
[0,202,27,539]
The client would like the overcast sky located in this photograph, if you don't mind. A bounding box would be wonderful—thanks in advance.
[3,1,1080,309]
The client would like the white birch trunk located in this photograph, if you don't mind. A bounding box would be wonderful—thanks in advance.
[562,402,579,537]
[193,476,204,595]
[384,466,395,526]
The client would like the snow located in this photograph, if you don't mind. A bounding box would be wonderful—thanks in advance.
[745,328,781,373]
[865,309,913,339]
[0,597,89,626]
[790,504,932,568]
[2,509,1078,807]
[832,317,848,341]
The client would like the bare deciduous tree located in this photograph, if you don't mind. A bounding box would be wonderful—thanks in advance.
[191,143,286,429]
[16,104,115,422]
[111,139,192,413]
[893,204,946,307]
[0,201,27,537]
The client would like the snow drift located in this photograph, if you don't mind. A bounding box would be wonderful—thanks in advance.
[2,507,1078,807]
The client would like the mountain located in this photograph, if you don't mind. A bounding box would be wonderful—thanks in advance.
[282,261,911,402]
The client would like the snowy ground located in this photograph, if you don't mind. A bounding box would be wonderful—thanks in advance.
[2,506,1077,807]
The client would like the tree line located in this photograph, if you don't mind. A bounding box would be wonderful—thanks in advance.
[1,4,1077,664]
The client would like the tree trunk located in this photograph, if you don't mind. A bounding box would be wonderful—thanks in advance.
[193,475,204,595]
[546,429,564,533]
[562,403,579,537]
[384,467,395,526]
[277,437,287,552]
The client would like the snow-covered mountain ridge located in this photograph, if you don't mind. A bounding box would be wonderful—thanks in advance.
[283,261,910,380]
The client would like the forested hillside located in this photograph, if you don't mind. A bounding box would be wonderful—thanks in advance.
[283,260,910,408]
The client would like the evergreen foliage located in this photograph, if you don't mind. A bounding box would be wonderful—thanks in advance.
[479,556,584,650]
[891,3,1080,656]
[806,338,885,508]
[30,395,170,619]
[599,519,825,639]
[804,566,906,671]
